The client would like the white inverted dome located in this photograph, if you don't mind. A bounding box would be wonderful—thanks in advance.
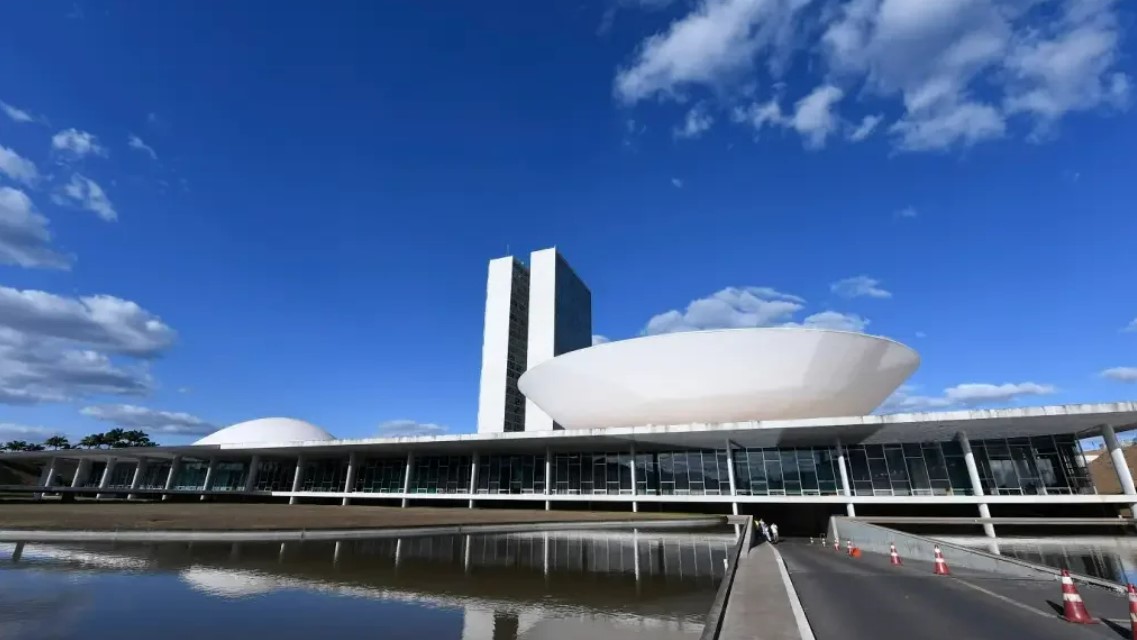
[194,417,336,446]
[518,327,919,429]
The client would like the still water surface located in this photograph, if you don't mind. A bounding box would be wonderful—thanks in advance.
[0,528,731,640]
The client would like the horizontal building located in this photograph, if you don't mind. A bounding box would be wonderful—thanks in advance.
[3,250,1135,536]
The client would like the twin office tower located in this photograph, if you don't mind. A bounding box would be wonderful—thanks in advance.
[477,248,592,433]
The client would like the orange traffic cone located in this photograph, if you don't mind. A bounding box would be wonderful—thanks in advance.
[932,545,950,575]
[889,543,903,566]
[833,538,840,552]
[1059,570,1094,623]
[1127,583,1137,638]
[845,539,853,556]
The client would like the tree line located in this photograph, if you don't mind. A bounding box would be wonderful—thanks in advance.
[2,429,156,452]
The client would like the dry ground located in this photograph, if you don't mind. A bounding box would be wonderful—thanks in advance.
[0,501,716,531]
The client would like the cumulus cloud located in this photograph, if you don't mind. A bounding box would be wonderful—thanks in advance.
[615,0,1129,151]
[0,144,39,185]
[80,404,215,435]
[0,101,36,124]
[0,285,175,357]
[53,173,117,221]
[675,103,715,139]
[592,334,610,345]
[1124,318,1137,333]
[831,275,892,299]
[895,206,918,219]
[127,134,157,160]
[51,128,107,159]
[377,419,448,437]
[0,187,71,270]
[791,310,869,332]
[881,381,1056,413]
[671,177,684,188]
[0,328,152,404]
[645,286,805,334]
[1101,367,1137,383]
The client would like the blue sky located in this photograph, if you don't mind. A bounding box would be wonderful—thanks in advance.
[0,0,1134,444]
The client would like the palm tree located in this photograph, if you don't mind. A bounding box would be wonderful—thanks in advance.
[105,428,128,448]
[25,443,45,451]
[3,440,32,451]
[122,430,156,447]
[78,434,102,449]
[43,435,71,450]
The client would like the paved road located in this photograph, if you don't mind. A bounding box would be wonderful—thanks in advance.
[779,541,1131,640]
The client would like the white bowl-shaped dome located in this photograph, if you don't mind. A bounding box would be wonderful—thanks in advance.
[194,417,336,445]
[518,328,919,429]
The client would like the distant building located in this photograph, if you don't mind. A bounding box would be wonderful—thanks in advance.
[476,248,591,434]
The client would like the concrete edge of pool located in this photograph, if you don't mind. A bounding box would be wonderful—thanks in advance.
[0,516,729,542]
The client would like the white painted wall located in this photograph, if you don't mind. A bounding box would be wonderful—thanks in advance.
[525,248,558,431]
[476,257,516,434]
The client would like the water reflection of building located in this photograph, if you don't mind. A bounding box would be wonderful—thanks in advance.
[0,530,726,638]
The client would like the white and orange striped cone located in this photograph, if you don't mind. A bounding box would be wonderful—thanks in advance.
[845,539,853,556]
[1059,569,1094,623]
[1127,583,1137,638]
[833,539,840,552]
[889,543,903,566]
[932,545,950,575]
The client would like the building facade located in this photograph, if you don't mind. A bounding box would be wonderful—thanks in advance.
[477,248,591,434]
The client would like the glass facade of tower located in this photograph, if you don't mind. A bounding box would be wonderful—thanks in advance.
[503,259,530,433]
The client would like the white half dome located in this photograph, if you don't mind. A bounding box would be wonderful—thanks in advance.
[518,327,919,429]
[194,417,335,445]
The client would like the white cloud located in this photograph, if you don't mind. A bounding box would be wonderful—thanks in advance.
[127,134,157,160]
[881,381,1056,413]
[915,331,927,338]
[675,104,715,139]
[848,114,882,141]
[53,173,117,221]
[1101,367,1137,383]
[0,328,152,404]
[613,0,809,104]
[792,310,869,332]
[944,382,1056,405]
[790,85,844,148]
[895,206,918,219]
[0,101,36,124]
[1124,318,1137,333]
[0,423,59,442]
[377,419,448,437]
[80,404,215,435]
[831,275,892,299]
[592,335,610,345]
[0,144,39,185]
[51,128,107,159]
[0,285,175,357]
[616,0,1129,151]
[0,187,70,269]
[671,177,684,188]
[645,286,806,334]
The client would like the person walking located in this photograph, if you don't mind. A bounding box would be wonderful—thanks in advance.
[770,522,780,544]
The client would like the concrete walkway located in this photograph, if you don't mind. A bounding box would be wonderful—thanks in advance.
[720,542,807,640]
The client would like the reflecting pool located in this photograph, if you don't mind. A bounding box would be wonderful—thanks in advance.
[0,528,732,640]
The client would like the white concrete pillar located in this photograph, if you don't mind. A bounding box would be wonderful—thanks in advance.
[544,448,552,511]
[71,458,91,488]
[289,456,306,505]
[724,442,738,516]
[958,433,997,538]
[467,452,479,509]
[96,458,116,500]
[128,458,147,500]
[244,455,261,493]
[1102,424,1137,515]
[836,444,855,517]
[35,457,57,500]
[162,455,182,501]
[401,452,413,508]
[629,444,638,513]
[342,452,358,506]
[200,457,217,501]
